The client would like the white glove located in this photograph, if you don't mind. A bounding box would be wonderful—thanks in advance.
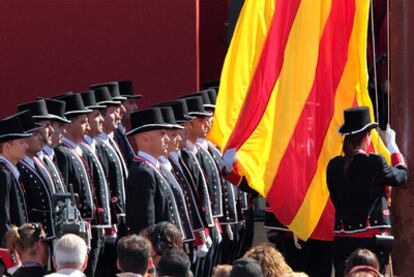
[215,225,223,244]
[205,235,213,249]
[223,148,238,173]
[225,225,234,241]
[386,124,400,154]
[195,244,209,258]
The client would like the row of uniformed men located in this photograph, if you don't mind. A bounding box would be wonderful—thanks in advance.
[0,80,250,276]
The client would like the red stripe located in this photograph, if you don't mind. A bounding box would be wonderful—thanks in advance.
[225,0,302,150]
[267,0,356,228]
[310,199,335,241]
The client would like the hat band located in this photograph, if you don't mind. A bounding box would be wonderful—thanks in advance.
[340,122,378,136]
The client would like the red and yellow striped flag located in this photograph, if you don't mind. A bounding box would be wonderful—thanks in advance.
[209,0,390,240]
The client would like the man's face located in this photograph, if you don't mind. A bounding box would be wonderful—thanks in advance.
[115,104,126,125]
[167,130,182,153]
[37,120,54,147]
[101,106,118,133]
[51,121,66,146]
[25,130,43,154]
[69,115,89,140]
[145,129,170,156]
[5,138,29,161]
[87,110,104,137]
[177,123,189,148]
[190,117,209,138]
[122,99,138,123]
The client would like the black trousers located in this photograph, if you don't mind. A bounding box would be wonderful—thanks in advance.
[95,235,118,277]
[85,228,104,277]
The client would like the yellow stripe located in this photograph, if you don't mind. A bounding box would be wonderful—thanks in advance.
[208,0,276,150]
[236,0,333,196]
[289,0,371,240]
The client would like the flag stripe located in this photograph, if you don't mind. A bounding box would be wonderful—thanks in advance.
[225,0,302,150]
[236,0,333,196]
[208,0,276,149]
[268,0,356,225]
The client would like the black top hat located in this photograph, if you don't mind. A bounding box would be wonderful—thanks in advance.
[80,90,106,110]
[0,112,32,143]
[156,100,193,123]
[126,107,171,137]
[118,80,143,99]
[339,106,378,135]
[201,79,220,90]
[159,107,184,130]
[17,99,56,121]
[90,82,127,101]
[230,258,263,277]
[206,88,217,105]
[182,91,214,110]
[51,91,74,100]
[182,96,212,117]
[43,98,71,123]
[92,87,122,106]
[17,110,44,133]
[58,94,92,118]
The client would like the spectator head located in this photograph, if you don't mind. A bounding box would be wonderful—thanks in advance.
[140,221,183,266]
[244,243,293,277]
[344,249,379,276]
[116,235,152,275]
[212,264,233,277]
[5,223,48,266]
[158,249,191,277]
[230,257,263,277]
[53,234,88,272]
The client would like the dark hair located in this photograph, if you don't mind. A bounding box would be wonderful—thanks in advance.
[344,249,380,276]
[158,249,191,277]
[342,132,367,176]
[5,223,45,256]
[140,221,183,256]
[116,235,151,274]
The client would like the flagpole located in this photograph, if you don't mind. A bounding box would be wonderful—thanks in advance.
[390,0,414,274]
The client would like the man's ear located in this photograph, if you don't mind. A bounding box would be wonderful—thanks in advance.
[81,255,89,272]
[148,257,153,271]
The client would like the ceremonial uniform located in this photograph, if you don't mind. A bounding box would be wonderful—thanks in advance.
[113,126,135,168]
[37,150,66,193]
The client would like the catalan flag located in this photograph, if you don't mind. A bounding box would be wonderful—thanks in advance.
[209,0,390,240]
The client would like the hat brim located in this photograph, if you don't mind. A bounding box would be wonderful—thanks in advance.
[122,94,143,99]
[167,124,185,130]
[65,109,93,117]
[27,122,45,133]
[113,96,127,101]
[97,100,122,106]
[34,114,71,123]
[126,124,171,137]
[0,132,32,143]
[338,122,379,135]
[176,118,193,123]
[188,111,212,117]
[86,104,107,110]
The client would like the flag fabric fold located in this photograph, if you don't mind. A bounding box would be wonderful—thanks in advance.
[209,0,390,241]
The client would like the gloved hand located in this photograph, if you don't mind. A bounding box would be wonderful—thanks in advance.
[205,235,213,249]
[225,225,234,241]
[195,244,209,258]
[223,148,238,173]
[386,124,400,154]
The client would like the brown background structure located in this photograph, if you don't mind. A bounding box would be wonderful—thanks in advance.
[0,0,230,118]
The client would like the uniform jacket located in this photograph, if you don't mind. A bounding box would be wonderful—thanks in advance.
[113,127,135,169]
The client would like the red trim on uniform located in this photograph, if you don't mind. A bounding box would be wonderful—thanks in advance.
[391,152,406,168]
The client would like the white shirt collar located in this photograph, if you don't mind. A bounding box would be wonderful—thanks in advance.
[36,151,44,160]
[117,273,143,277]
[62,137,83,156]
[169,151,180,164]
[108,131,114,139]
[185,140,198,154]
[196,138,209,150]
[0,155,20,179]
[83,135,96,152]
[98,132,110,142]
[23,155,35,169]
[137,151,160,168]
[118,124,126,135]
[43,146,55,159]
[159,155,172,171]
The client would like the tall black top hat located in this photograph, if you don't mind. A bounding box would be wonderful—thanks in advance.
[156,100,193,123]
[159,107,184,130]
[80,90,106,110]
[206,88,217,105]
[92,87,121,106]
[182,91,214,110]
[118,80,143,99]
[0,113,32,143]
[90,82,126,101]
[201,79,220,90]
[43,98,71,123]
[338,106,378,135]
[182,96,212,117]
[58,94,92,118]
[126,107,171,137]
[51,91,74,100]
[17,99,56,121]
[17,110,44,133]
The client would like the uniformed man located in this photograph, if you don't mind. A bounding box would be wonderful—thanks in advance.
[125,107,181,235]
[0,113,31,242]
[14,104,57,241]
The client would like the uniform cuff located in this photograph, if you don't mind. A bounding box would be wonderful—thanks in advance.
[391,152,406,168]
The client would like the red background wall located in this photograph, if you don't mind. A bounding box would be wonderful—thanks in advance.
[0,0,201,117]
